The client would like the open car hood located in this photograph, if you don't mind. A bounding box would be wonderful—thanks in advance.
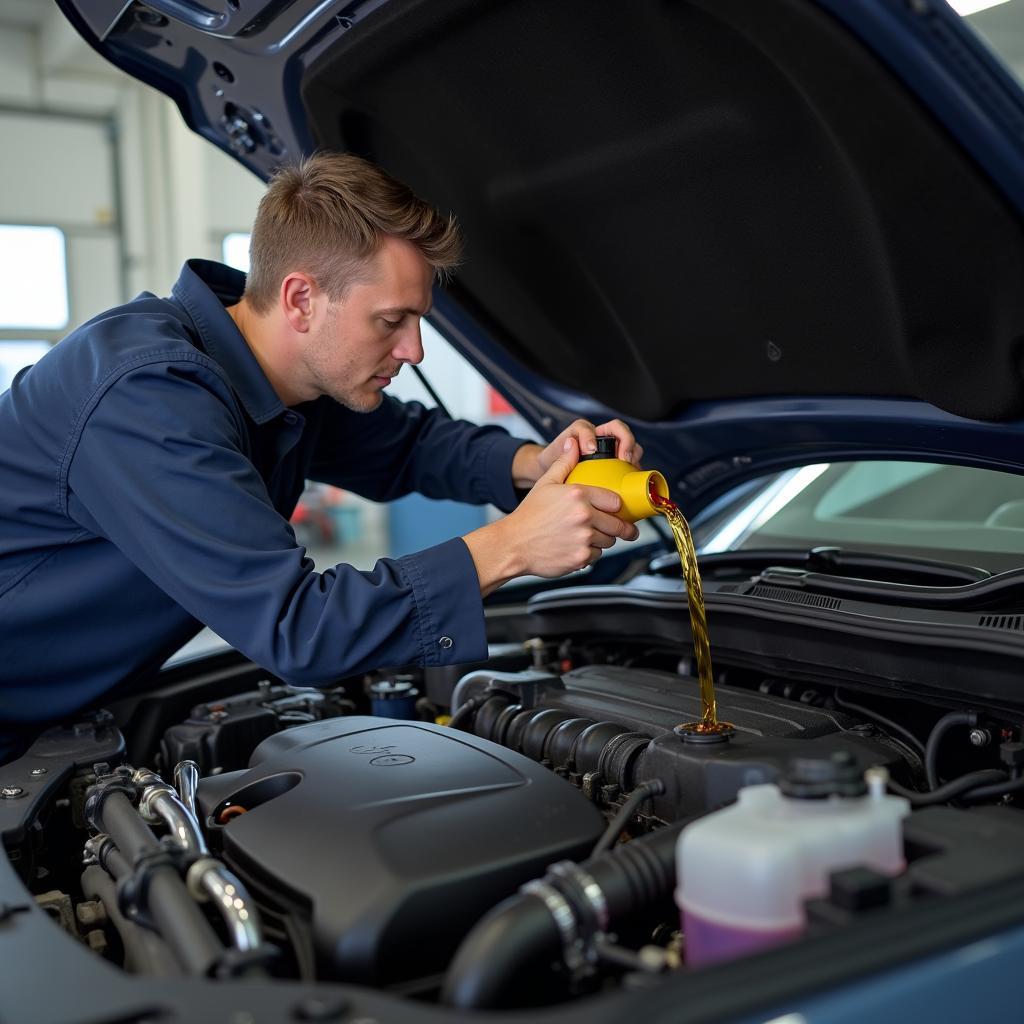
[58,0,1024,512]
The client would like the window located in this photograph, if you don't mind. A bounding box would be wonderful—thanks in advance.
[0,225,69,330]
[222,232,251,273]
[0,340,51,394]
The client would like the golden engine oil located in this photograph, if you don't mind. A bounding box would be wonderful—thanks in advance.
[565,437,729,733]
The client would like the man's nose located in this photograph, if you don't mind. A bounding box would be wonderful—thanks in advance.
[393,320,424,365]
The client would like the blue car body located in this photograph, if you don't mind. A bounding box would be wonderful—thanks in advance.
[5,1,1024,1021]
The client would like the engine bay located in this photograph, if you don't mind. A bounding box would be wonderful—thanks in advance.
[6,567,1024,1022]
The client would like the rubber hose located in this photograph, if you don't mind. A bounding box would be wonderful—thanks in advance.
[91,790,224,976]
[592,779,666,857]
[442,893,563,1009]
[448,695,486,730]
[888,769,1007,807]
[82,865,180,976]
[443,822,684,1009]
[925,711,978,790]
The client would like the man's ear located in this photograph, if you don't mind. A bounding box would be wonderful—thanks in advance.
[279,272,319,333]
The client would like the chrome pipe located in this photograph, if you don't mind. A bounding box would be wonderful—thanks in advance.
[187,858,263,953]
[133,767,205,853]
[173,760,200,819]
[132,767,264,953]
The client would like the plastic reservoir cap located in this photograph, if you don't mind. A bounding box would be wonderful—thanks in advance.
[370,680,419,700]
[778,751,868,800]
[578,435,618,462]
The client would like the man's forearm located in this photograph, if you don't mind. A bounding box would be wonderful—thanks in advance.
[511,442,544,489]
[463,520,524,597]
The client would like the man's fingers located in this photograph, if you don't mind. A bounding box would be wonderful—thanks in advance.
[562,418,640,464]
[539,436,580,484]
[589,508,632,540]
[573,488,643,539]
[594,419,638,464]
[574,483,622,515]
[570,419,598,456]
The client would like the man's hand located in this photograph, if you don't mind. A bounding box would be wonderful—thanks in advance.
[511,418,643,489]
[465,436,640,596]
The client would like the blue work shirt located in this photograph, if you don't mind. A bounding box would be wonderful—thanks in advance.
[0,260,527,748]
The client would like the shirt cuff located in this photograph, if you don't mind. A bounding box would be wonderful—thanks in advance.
[397,537,488,668]
[480,432,534,513]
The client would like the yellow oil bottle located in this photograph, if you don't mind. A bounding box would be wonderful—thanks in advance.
[564,436,669,522]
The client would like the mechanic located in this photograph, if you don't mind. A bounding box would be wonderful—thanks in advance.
[0,152,642,762]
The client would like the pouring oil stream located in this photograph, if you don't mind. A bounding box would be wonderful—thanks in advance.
[564,437,730,733]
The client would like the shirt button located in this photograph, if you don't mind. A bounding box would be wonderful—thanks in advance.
[283,412,298,425]
[438,636,453,650]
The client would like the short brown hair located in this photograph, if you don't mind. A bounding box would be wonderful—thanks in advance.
[243,152,462,314]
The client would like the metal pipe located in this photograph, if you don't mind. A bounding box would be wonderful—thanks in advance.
[133,766,263,953]
[187,858,262,953]
[173,760,200,819]
[134,768,205,852]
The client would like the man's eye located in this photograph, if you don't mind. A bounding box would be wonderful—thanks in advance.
[382,319,402,329]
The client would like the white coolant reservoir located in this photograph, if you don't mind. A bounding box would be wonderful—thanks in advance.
[675,753,909,967]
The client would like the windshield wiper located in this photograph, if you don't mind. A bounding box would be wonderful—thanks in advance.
[754,561,1024,611]
[802,546,990,585]
[652,545,990,586]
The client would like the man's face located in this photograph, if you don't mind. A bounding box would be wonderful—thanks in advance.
[304,235,434,412]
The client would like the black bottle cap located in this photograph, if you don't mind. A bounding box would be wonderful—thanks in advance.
[578,435,618,462]
[778,750,867,799]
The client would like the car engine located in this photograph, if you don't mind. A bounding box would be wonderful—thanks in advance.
[6,580,1024,1018]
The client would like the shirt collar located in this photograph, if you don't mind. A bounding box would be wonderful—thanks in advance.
[171,259,286,425]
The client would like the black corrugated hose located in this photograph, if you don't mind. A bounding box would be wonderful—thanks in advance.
[443,821,685,1010]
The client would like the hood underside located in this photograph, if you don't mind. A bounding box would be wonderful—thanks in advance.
[300,0,1024,423]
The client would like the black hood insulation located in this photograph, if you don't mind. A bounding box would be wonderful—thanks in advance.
[303,0,1024,422]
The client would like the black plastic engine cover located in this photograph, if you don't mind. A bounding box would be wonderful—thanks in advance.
[196,717,604,985]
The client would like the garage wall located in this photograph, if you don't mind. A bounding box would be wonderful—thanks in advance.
[0,10,265,332]
[0,108,121,333]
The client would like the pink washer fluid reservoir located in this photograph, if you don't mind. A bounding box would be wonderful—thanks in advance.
[675,753,908,967]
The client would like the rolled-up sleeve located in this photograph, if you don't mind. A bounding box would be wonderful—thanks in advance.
[65,360,487,683]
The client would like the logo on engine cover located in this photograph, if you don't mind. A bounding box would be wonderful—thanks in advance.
[369,754,415,766]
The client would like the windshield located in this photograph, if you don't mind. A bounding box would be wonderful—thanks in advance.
[701,461,1024,573]
[958,0,1024,93]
